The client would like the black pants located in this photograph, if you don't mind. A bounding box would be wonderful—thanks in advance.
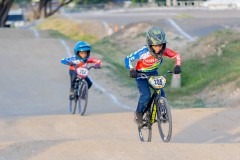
[69,70,92,90]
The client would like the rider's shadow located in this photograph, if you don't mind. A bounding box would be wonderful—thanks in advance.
[171,107,240,143]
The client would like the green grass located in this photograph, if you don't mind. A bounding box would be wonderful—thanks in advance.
[36,17,240,108]
[93,38,136,87]
[93,30,240,108]
[167,40,240,107]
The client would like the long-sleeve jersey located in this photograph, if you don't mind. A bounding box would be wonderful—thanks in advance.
[124,46,181,72]
[61,55,102,70]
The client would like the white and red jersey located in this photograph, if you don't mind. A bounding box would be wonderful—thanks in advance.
[124,46,181,72]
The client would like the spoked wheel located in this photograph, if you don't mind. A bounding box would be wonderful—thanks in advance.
[137,111,152,142]
[156,97,172,142]
[78,81,88,116]
[69,97,77,114]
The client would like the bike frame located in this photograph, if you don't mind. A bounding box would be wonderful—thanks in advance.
[74,65,95,99]
[144,89,162,124]
[74,78,84,99]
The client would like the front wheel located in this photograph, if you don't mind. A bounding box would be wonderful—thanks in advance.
[137,111,152,142]
[78,81,88,116]
[69,96,77,114]
[156,97,172,142]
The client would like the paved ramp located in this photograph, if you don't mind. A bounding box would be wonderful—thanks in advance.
[0,28,130,117]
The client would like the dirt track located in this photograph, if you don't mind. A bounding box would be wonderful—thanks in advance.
[0,108,239,160]
[0,28,239,160]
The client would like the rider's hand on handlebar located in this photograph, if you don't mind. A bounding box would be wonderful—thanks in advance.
[94,64,101,69]
[174,65,181,74]
[129,69,138,78]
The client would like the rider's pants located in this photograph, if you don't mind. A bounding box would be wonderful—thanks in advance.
[135,71,165,113]
[69,70,92,90]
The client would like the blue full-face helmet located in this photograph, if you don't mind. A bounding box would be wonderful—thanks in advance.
[74,41,91,62]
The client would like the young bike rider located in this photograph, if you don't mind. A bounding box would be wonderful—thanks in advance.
[61,41,102,99]
[124,26,182,127]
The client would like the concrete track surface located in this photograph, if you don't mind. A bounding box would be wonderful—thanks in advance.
[0,29,240,160]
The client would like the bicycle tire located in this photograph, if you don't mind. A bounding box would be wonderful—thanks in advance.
[137,111,152,142]
[156,97,172,142]
[78,81,88,116]
[69,97,77,114]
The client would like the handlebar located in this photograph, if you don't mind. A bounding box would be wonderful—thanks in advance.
[137,70,173,79]
[76,65,100,70]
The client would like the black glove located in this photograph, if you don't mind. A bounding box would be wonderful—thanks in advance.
[130,69,138,78]
[174,65,181,74]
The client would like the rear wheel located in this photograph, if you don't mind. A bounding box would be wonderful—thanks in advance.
[137,111,152,142]
[156,97,172,142]
[78,81,88,116]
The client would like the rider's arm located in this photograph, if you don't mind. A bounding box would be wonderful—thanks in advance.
[61,56,79,65]
[124,46,148,70]
[87,58,102,66]
[163,48,182,66]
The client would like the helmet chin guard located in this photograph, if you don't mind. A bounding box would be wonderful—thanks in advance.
[74,41,91,61]
[146,26,167,60]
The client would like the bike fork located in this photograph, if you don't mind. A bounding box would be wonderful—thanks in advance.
[150,103,157,123]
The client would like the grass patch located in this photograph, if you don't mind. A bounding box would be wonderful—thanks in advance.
[36,17,240,108]
[93,30,240,108]
[36,16,98,43]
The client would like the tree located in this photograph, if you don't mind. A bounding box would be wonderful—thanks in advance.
[0,0,14,27]
[36,0,73,19]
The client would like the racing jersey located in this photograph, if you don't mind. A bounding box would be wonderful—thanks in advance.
[61,55,102,70]
[124,46,181,72]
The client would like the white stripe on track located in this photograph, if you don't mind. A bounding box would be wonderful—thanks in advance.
[60,39,71,56]
[167,18,195,42]
[31,28,40,38]
[60,39,134,111]
[92,80,134,111]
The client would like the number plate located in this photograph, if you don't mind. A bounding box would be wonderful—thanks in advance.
[148,76,166,89]
[76,67,89,78]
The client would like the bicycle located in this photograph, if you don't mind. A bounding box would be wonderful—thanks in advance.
[69,65,96,116]
[134,71,173,142]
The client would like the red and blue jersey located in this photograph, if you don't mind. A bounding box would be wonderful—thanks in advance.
[124,46,181,72]
[61,55,102,70]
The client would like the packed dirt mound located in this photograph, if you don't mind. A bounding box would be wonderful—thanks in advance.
[182,29,240,60]
[103,24,240,108]
[0,108,239,159]
[109,22,189,53]
[180,30,240,108]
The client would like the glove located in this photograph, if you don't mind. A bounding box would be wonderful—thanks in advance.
[94,64,101,69]
[174,65,181,74]
[130,69,138,78]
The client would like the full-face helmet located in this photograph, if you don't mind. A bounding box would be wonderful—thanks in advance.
[74,41,91,62]
[146,26,167,60]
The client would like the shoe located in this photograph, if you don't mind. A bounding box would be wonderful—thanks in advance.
[135,112,143,128]
[69,89,74,100]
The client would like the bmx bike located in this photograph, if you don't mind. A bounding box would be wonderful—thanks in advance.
[135,71,173,142]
